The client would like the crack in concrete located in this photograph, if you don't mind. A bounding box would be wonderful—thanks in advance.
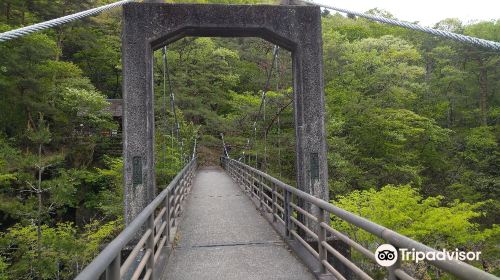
[175,240,287,250]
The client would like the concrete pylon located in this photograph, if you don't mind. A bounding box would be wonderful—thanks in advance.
[121,4,329,234]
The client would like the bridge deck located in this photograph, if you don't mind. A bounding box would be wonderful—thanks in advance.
[161,166,315,280]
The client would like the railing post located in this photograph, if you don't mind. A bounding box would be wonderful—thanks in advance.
[250,171,256,198]
[182,170,188,202]
[179,175,185,212]
[189,163,194,190]
[234,163,238,184]
[241,165,247,191]
[179,175,184,211]
[146,214,155,279]
[164,191,170,243]
[272,183,277,222]
[284,190,292,238]
[241,166,245,188]
[174,181,179,219]
[259,175,264,209]
[317,207,327,274]
[236,165,239,182]
[388,246,401,280]
[170,187,176,228]
[106,254,120,280]
[239,166,243,190]
[237,164,242,185]
[247,168,252,193]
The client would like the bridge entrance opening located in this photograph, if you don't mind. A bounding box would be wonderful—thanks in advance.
[152,36,294,184]
[122,3,328,224]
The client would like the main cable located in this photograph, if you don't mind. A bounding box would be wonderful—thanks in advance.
[0,0,134,42]
[300,0,500,51]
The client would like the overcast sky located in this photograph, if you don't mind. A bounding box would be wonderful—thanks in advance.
[311,0,499,26]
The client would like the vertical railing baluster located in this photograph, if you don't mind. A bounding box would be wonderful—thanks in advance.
[234,163,237,183]
[178,172,183,207]
[248,168,252,194]
[182,170,188,204]
[272,183,277,222]
[240,165,245,190]
[251,170,255,198]
[242,165,247,191]
[171,187,176,228]
[284,190,292,238]
[164,191,170,243]
[106,254,120,280]
[259,175,264,209]
[243,165,247,187]
[182,173,186,205]
[146,213,155,279]
[234,164,238,183]
[317,207,327,274]
[176,176,182,214]
[189,163,193,190]
[237,165,242,185]
[244,166,248,191]
[388,245,401,280]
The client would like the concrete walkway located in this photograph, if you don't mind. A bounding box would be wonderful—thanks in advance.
[162,166,315,280]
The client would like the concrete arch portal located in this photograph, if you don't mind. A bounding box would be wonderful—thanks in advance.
[122,3,328,224]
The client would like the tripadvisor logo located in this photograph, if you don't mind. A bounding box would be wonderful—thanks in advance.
[375,244,398,267]
[375,244,482,267]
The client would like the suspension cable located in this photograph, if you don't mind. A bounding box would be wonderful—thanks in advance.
[162,46,184,165]
[263,45,280,171]
[244,138,250,163]
[300,0,500,51]
[192,136,197,159]
[163,47,181,141]
[274,47,282,179]
[257,46,280,117]
[250,45,280,168]
[221,133,230,158]
[0,0,134,42]
[161,47,169,170]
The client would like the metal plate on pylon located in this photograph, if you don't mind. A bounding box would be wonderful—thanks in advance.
[133,156,142,186]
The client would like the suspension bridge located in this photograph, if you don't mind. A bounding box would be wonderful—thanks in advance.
[1,1,499,280]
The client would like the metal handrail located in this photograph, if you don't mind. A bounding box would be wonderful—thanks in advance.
[221,157,497,280]
[75,157,197,280]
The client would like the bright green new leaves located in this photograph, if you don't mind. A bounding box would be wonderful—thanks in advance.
[334,185,485,247]
[332,185,495,279]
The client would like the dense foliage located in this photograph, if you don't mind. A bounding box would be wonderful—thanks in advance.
[0,0,498,279]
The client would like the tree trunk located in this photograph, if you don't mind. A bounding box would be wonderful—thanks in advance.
[5,3,10,22]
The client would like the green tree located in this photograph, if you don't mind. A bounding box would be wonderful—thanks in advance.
[333,185,496,279]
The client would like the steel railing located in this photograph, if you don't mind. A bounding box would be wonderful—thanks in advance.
[75,157,197,280]
[221,157,497,280]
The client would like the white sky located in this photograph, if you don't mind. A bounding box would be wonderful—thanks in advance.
[312,0,500,26]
